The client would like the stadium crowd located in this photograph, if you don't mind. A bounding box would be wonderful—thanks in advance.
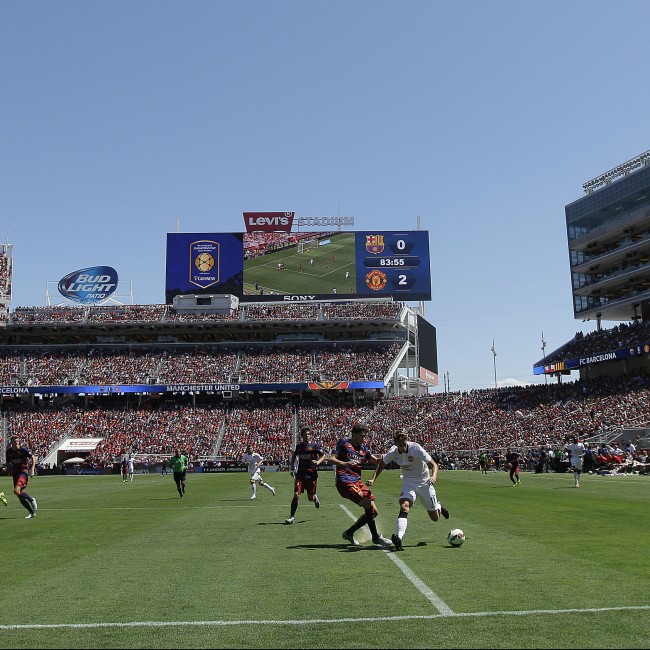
[542,320,650,364]
[7,301,405,325]
[0,343,401,386]
[1,374,648,472]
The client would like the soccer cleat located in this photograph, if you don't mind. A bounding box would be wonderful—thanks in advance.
[285,517,295,524]
[25,513,36,519]
[31,498,38,512]
[391,533,403,551]
[314,496,320,509]
[0,492,7,507]
[270,486,276,496]
[440,504,450,519]
[342,531,360,546]
[373,535,391,547]
[250,495,256,500]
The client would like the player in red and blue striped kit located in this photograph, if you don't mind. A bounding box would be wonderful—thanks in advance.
[6,435,38,519]
[329,424,390,547]
[285,426,327,524]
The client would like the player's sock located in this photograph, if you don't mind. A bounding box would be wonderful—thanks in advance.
[19,495,34,514]
[346,513,368,535]
[365,509,380,540]
[397,510,408,538]
[290,498,298,518]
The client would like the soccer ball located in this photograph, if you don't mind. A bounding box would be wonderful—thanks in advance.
[195,253,215,273]
[447,528,465,547]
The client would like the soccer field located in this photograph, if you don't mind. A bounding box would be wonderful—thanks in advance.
[0,470,648,649]
[243,232,356,296]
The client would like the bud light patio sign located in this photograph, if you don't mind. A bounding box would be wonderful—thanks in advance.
[58,266,119,304]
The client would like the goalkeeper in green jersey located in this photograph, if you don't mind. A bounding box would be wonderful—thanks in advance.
[168,449,189,499]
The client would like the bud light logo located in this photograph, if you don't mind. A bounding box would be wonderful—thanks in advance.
[58,266,119,304]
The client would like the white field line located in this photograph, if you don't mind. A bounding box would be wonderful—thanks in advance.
[339,504,455,616]
[1,606,649,631]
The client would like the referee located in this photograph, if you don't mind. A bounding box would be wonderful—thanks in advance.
[168,449,189,499]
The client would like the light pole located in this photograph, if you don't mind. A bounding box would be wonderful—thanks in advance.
[491,341,497,389]
[541,332,547,384]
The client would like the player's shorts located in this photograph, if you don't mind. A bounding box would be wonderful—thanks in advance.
[295,475,317,498]
[12,471,29,491]
[400,480,439,512]
[173,471,187,482]
[250,469,263,484]
[571,459,584,471]
[336,480,375,504]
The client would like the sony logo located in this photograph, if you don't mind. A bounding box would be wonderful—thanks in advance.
[283,295,316,301]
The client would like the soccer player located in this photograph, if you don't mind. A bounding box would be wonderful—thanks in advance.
[505,448,522,486]
[242,445,276,499]
[567,437,586,488]
[121,457,129,482]
[285,426,327,524]
[127,455,135,482]
[168,449,189,498]
[6,435,38,518]
[366,431,449,551]
[478,450,489,474]
[329,424,390,547]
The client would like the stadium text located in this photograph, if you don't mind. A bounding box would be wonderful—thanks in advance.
[579,352,618,365]
[295,216,354,227]
[166,384,241,392]
[0,386,29,394]
[283,295,316,301]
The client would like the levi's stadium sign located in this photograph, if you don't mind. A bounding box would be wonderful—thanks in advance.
[58,266,119,304]
[243,212,294,233]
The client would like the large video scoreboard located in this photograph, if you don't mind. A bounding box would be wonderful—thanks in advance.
[166,230,431,303]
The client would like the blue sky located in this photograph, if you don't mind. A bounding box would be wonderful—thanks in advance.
[1,1,648,391]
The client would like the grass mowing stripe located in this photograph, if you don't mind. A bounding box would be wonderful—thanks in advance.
[339,504,454,615]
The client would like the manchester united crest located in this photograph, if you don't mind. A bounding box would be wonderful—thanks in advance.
[366,269,388,291]
[365,234,385,254]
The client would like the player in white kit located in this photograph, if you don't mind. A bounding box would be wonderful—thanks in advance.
[566,437,586,488]
[242,445,276,499]
[366,431,449,551]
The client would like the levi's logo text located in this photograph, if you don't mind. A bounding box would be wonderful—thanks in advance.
[243,212,294,233]
[58,266,119,304]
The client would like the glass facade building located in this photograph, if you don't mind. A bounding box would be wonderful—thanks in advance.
[566,156,650,323]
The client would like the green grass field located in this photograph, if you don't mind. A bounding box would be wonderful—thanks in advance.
[243,232,356,296]
[1,470,648,649]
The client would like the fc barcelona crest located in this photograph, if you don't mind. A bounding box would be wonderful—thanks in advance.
[365,234,385,254]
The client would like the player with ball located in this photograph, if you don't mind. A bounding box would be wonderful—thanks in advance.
[366,430,450,550]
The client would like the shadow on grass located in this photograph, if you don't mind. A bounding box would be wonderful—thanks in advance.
[287,543,381,552]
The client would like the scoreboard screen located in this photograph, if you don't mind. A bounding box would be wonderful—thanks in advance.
[166,230,431,303]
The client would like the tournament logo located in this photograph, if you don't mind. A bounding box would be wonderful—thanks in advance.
[365,269,387,291]
[58,266,119,304]
[365,234,385,254]
[190,240,220,288]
